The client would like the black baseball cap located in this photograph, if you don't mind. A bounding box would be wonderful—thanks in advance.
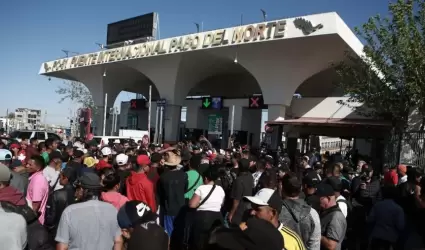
[325,176,342,192]
[302,174,320,187]
[117,201,158,229]
[315,183,335,197]
[75,172,102,189]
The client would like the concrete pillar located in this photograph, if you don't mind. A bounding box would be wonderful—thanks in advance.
[228,106,243,132]
[185,102,200,129]
[93,105,113,136]
[162,105,182,143]
[268,105,287,122]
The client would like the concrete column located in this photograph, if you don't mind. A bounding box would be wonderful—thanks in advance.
[185,101,200,129]
[162,105,182,143]
[228,106,243,132]
[268,105,287,122]
[93,105,113,136]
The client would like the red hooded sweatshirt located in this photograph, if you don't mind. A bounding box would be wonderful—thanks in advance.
[0,186,26,206]
[126,171,156,212]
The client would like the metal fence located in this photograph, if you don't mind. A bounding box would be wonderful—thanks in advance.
[385,130,425,168]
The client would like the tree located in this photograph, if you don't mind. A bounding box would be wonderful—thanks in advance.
[7,112,15,119]
[335,0,425,130]
[55,80,95,111]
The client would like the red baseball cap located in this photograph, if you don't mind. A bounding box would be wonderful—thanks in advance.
[10,143,20,149]
[137,155,151,166]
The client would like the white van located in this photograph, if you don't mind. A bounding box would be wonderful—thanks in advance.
[92,136,133,148]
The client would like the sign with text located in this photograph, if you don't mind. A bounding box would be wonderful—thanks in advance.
[130,99,146,110]
[42,18,290,73]
[208,114,223,135]
[156,98,166,107]
[248,96,266,109]
[107,12,157,45]
[201,96,223,109]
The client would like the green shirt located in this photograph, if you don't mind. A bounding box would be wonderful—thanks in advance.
[41,152,49,165]
[184,170,202,199]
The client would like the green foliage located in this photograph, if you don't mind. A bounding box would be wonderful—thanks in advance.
[55,80,95,111]
[335,0,425,129]
[7,112,15,119]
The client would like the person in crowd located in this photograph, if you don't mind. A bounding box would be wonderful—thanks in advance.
[26,155,50,225]
[26,138,39,161]
[1,201,54,250]
[158,151,187,245]
[81,156,97,173]
[45,167,77,237]
[41,138,57,165]
[252,159,266,189]
[0,201,27,250]
[316,183,347,250]
[367,186,404,250]
[96,146,113,171]
[279,172,321,249]
[55,172,123,250]
[101,169,129,210]
[0,163,26,205]
[302,174,321,213]
[0,149,28,194]
[185,153,203,202]
[209,217,284,250]
[117,200,168,250]
[43,151,63,191]
[66,149,85,177]
[245,188,306,250]
[126,154,156,211]
[384,164,398,186]
[228,158,253,226]
[189,167,225,250]
[325,176,349,218]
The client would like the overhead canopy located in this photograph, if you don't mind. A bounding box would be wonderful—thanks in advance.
[266,117,392,128]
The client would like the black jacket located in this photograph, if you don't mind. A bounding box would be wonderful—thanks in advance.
[44,184,75,234]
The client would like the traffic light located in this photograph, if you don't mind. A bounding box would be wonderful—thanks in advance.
[130,99,147,110]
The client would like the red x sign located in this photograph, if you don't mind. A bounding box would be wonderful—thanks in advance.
[131,100,137,109]
[250,97,259,108]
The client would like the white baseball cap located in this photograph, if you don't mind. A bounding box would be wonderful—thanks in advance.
[116,153,129,166]
[101,147,112,156]
[244,188,283,212]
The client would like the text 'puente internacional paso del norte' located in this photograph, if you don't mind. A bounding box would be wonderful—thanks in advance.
[40,12,379,144]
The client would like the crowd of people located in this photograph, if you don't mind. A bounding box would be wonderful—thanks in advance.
[0,135,424,250]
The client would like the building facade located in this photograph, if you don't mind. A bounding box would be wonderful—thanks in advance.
[15,108,42,130]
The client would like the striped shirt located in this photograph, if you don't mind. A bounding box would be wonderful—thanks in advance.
[278,223,306,250]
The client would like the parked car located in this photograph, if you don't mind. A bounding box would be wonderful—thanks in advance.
[9,130,61,143]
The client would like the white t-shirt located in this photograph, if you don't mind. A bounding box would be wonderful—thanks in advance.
[43,166,63,191]
[194,185,225,212]
[336,195,348,218]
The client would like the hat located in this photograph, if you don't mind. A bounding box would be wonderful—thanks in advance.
[113,139,120,144]
[9,143,20,150]
[244,188,283,213]
[117,201,158,229]
[73,149,84,158]
[192,145,200,150]
[315,183,335,197]
[62,167,77,184]
[302,155,309,162]
[83,157,98,168]
[164,151,181,166]
[302,174,320,187]
[137,155,150,166]
[0,163,11,182]
[101,147,112,156]
[211,217,283,250]
[76,172,102,189]
[116,154,129,166]
[325,176,342,192]
[0,149,12,161]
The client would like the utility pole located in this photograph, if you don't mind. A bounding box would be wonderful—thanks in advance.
[44,110,47,130]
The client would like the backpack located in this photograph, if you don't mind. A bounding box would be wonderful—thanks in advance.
[337,198,353,218]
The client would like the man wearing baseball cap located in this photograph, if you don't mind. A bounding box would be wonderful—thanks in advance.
[245,188,305,250]
[56,172,123,250]
[316,183,347,250]
[117,201,168,250]
[96,147,113,171]
[126,154,156,212]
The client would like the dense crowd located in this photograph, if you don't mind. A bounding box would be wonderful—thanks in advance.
[0,135,424,250]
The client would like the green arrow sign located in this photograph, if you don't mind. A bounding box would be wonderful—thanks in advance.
[202,98,211,108]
